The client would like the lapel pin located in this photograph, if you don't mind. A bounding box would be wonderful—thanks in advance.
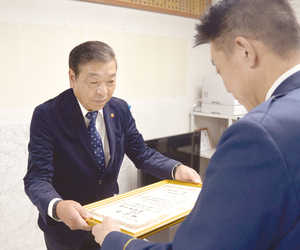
[111,113,114,118]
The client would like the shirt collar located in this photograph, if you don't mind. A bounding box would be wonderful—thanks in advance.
[77,100,103,117]
[265,64,300,100]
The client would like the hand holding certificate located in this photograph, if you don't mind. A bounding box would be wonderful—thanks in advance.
[92,216,121,246]
[84,180,202,239]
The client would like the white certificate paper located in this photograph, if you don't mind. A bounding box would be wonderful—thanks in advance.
[88,183,201,234]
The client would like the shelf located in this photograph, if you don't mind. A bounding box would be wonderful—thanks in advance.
[177,145,198,156]
[200,148,216,159]
[191,111,244,120]
[177,146,216,159]
[190,111,246,132]
[190,111,246,160]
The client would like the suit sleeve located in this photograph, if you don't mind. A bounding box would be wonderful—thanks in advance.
[23,106,62,224]
[102,232,173,250]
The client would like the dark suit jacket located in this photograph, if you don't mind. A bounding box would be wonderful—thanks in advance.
[101,72,300,250]
[24,88,178,247]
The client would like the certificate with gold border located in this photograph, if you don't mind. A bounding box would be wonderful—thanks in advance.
[84,180,202,239]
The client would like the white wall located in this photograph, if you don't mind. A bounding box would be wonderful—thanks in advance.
[0,0,216,249]
[0,0,216,137]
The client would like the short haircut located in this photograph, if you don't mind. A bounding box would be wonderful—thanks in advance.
[69,41,117,77]
[195,0,300,58]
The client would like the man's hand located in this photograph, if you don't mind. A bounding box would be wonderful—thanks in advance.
[92,216,121,246]
[175,165,202,184]
[56,200,93,231]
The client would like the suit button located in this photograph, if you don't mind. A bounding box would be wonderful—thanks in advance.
[98,180,103,185]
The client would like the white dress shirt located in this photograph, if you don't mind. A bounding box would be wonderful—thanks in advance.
[265,64,300,100]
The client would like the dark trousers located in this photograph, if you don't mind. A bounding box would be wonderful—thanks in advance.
[44,232,100,250]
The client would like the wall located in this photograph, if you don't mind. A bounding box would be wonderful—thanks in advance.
[0,0,216,249]
[0,0,215,137]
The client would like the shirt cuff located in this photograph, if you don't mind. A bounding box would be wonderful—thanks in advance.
[48,198,62,222]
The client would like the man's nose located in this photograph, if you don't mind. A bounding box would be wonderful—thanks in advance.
[96,82,108,95]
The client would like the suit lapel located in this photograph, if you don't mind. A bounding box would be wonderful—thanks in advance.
[103,102,117,168]
[61,89,99,167]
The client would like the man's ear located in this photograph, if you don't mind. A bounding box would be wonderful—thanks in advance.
[234,36,258,68]
[69,69,75,88]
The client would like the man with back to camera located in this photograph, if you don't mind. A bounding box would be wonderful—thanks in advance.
[91,0,300,249]
[23,41,201,250]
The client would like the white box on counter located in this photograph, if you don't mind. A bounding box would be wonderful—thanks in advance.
[201,75,246,115]
[202,75,239,106]
[202,103,247,116]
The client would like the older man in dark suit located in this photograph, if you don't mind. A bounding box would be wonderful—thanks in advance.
[23,41,200,250]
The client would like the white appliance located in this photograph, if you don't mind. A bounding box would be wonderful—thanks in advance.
[201,75,247,115]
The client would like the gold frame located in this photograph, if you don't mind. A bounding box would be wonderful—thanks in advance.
[78,0,212,19]
[84,180,202,239]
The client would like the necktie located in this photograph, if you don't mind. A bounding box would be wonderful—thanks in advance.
[86,111,105,172]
